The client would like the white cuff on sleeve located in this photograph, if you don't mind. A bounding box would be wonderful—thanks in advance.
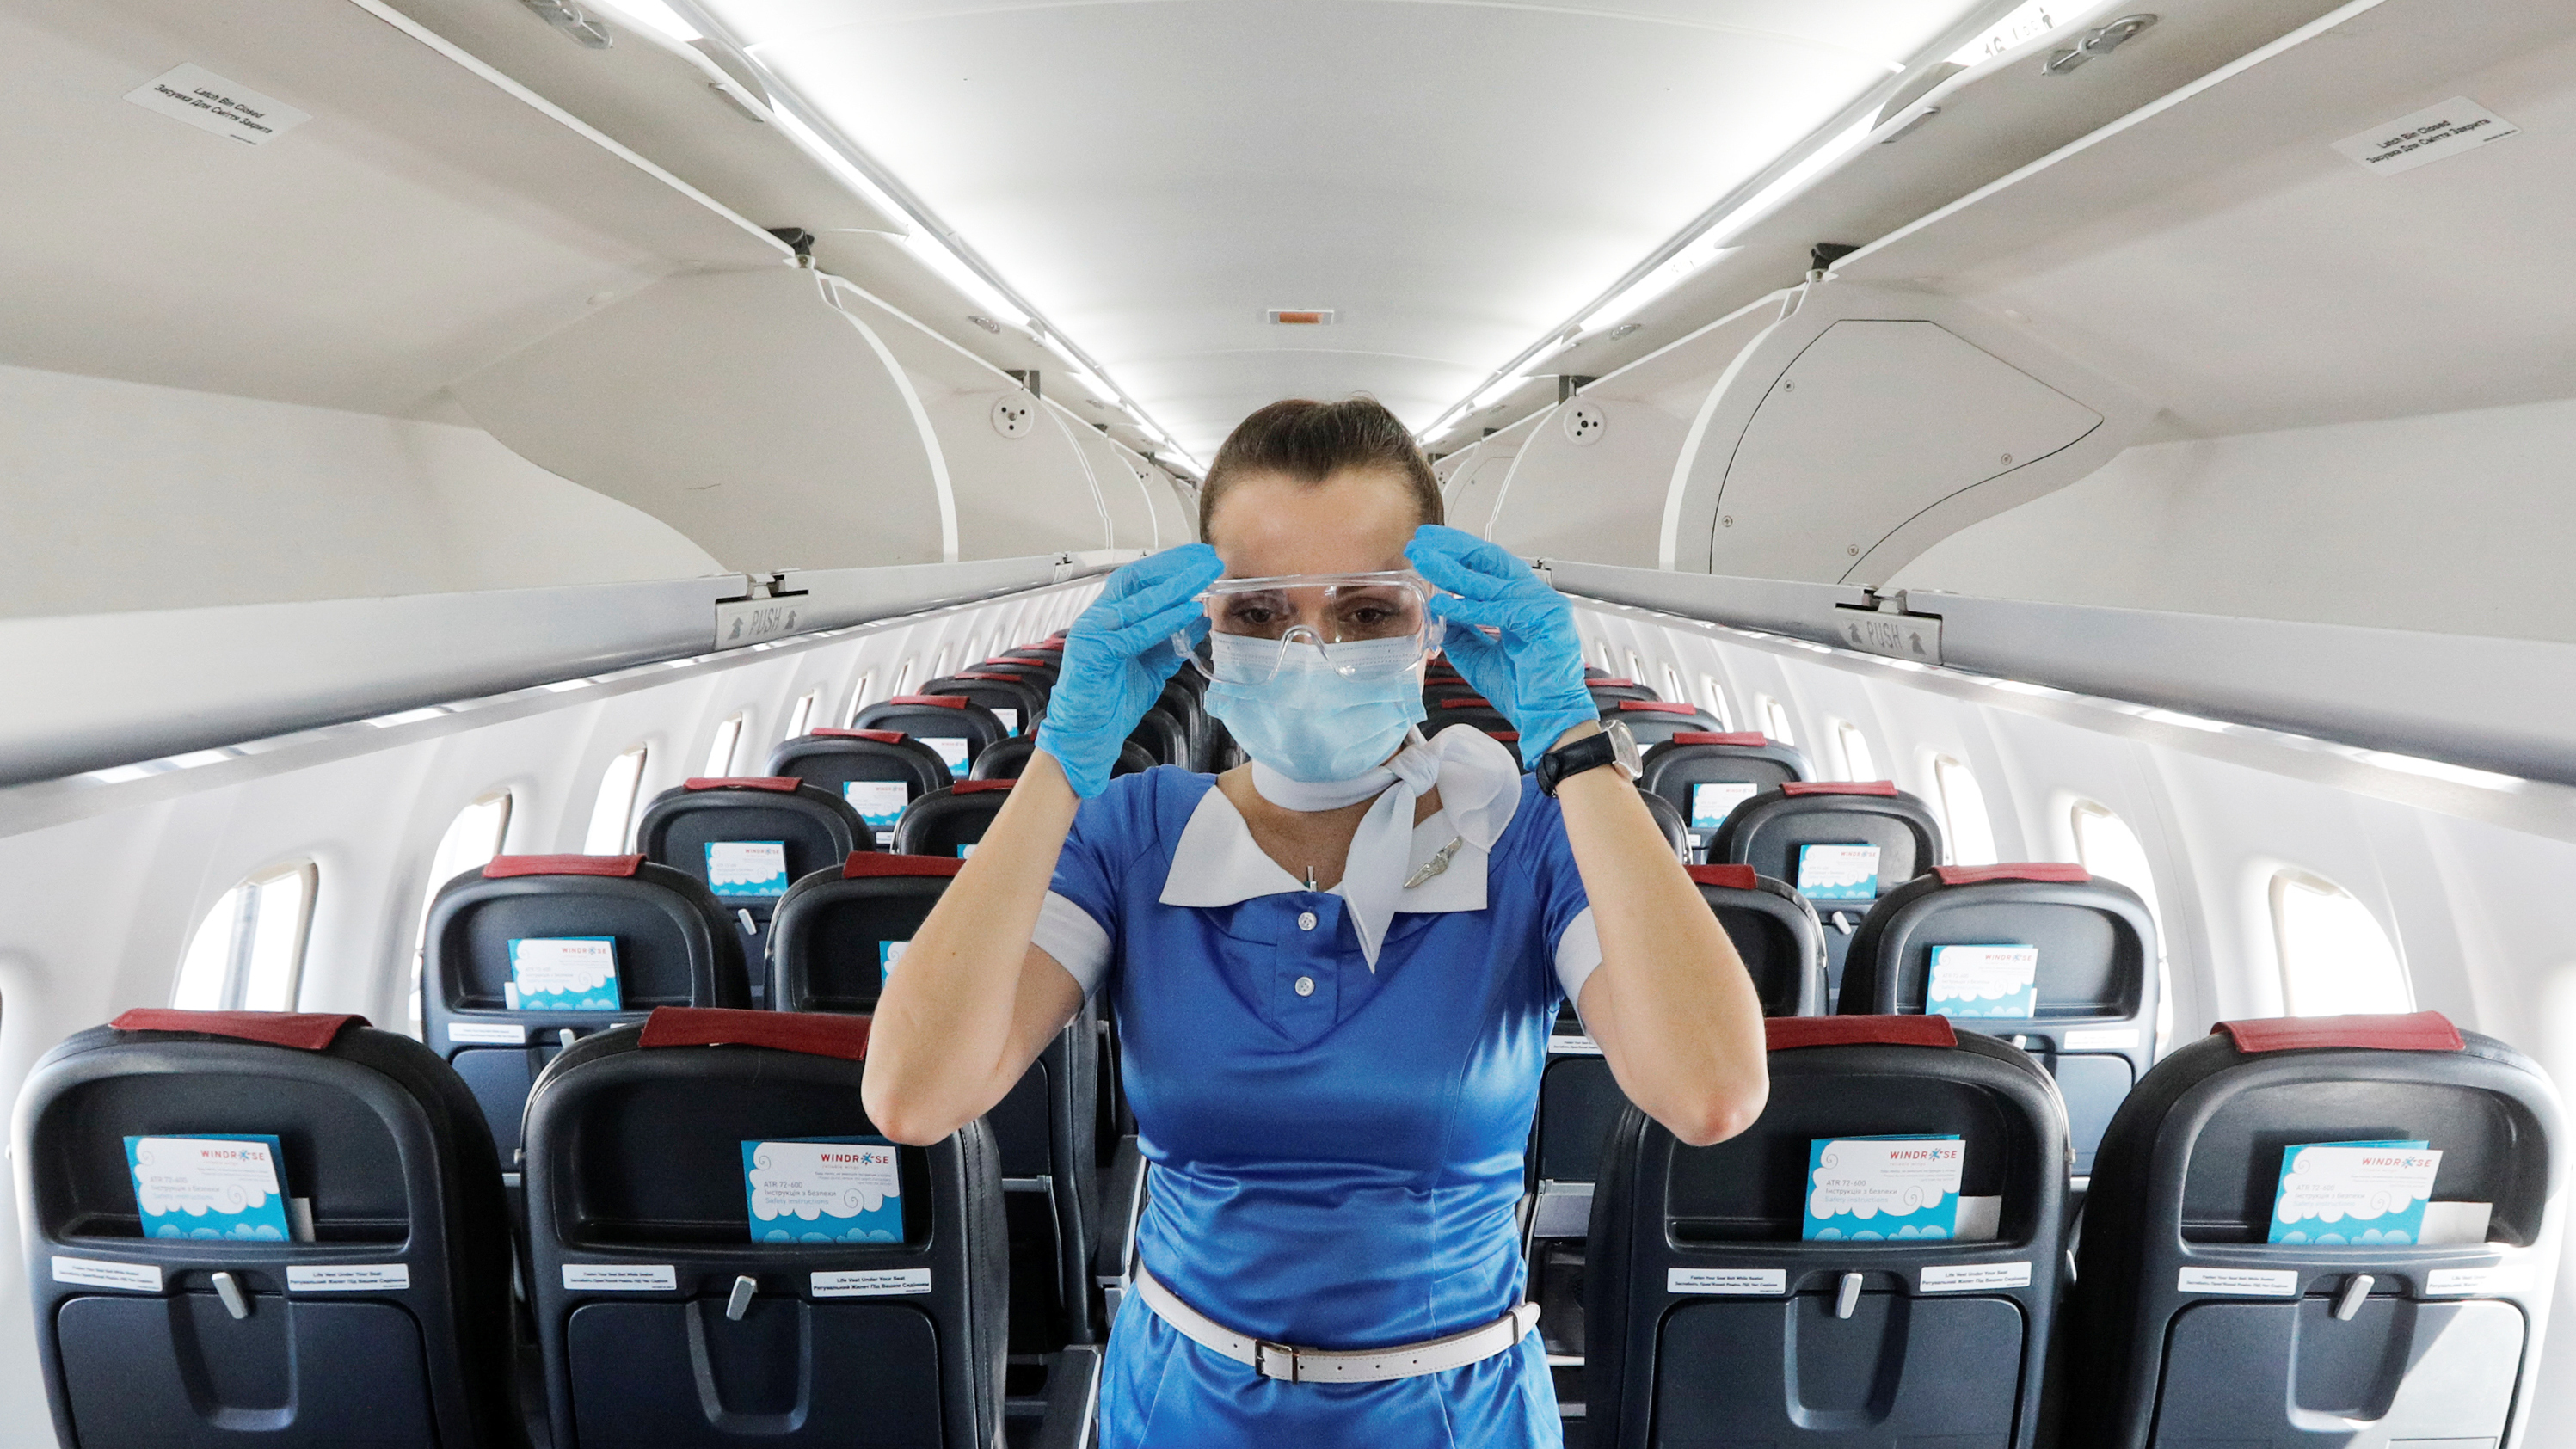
[1033,891,1113,1000]
[1554,907,1603,1013]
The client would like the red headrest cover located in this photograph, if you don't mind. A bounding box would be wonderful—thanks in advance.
[811,728,907,743]
[485,854,643,879]
[637,1006,870,1061]
[1438,697,1493,709]
[890,695,971,709]
[1589,678,1637,688]
[684,776,801,793]
[951,672,1024,683]
[1768,1015,1958,1051]
[948,780,1010,795]
[2213,1011,2463,1054]
[1782,780,1899,797]
[111,1010,368,1052]
[1672,732,1771,748]
[1618,701,1697,715]
[842,854,967,879]
[1491,731,1521,742]
[1934,863,2091,887]
[1686,864,1760,891]
[1029,641,1066,652]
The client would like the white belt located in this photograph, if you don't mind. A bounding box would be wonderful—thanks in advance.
[1132,1263,1539,1383]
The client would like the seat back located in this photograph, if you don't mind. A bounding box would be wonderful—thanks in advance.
[422,856,748,1164]
[635,778,868,1004]
[921,674,1043,737]
[2069,1011,2564,1449]
[764,729,954,847]
[1584,677,1662,709]
[892,781,1017,860]
[1604,698,1725,746]
[965,659,1055,703]
[851,696,1009,775]
[15,1010,521,1449]
[770,856,1104,1350]
[1638,731,1812,860]
[1690,865,1829,1018]
[1843,863,2159,1174]
[1639,790,1690,861]
[523,1010,1006,1449]
[1127,703,1192,768]
[1587,1016,2069,1449]
[971,735,1155,783]
[1712,781,1945,991]
[1423,679,1487,709]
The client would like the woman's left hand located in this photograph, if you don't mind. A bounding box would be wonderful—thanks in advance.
[1405,525,1597,752]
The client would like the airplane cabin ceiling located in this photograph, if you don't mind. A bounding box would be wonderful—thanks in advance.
[702,0,1995,461]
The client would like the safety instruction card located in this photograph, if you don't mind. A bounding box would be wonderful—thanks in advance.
[1926,944,2038,1019]
[2270,1139,2440,1245]
[744,1138,903,1243]
[507,936,622,1011]
[843,780,909,832]
[921,736,970,770]
[1690,782,1758,832]
[1797,844,1881,900]
[879,940,907,984]
[706,840,790,897]
[1804,1134,1964,1240]
[127,1134,292,1241]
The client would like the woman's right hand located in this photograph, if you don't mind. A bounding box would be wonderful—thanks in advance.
[1034,543,1224,796]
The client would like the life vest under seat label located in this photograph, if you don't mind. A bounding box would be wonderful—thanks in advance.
[1919,1261,2031,1292]
[813,1268,933,1297]
[289,1263,410,1292]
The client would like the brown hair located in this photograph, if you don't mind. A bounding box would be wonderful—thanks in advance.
[1198,396,1443,543]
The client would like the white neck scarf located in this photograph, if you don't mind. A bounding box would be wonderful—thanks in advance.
[1249,725,1522,967]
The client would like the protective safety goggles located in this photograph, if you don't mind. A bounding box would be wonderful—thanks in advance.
[1171,570,1445,685]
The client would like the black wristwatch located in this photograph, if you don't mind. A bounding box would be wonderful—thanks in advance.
[1535,721,1642,796]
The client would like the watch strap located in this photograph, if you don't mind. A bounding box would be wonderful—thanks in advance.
[1537,731,1619,796]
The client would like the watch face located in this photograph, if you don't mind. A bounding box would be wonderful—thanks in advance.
[1607,721,1644,777]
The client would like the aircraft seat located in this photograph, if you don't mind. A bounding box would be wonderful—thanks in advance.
[922,672,1044,737]
[421,855,748,1167]
[634,777,869,1006]
[15,1009,521,1449]
[1586,1015,2070,1449]
[770,856,1110,1354]
[1127,703,1192,769]
[2069,1010,2564,1449]
[851,695,1010,777]
[1638,730,1813,861]
[1584,677,1662,708]
[521,1008,1054,1449]
[1640,789,1691,860]
[765,728,955,848]
[893,780,1017,859]
[1603,698,1726,747]
[967,658,1058,699]
[971,735,1156,783]
[1841,863,2159,1175]
[1710,780,1945,992]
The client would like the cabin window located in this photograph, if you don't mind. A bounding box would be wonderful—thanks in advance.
[1592,638,1616,674]
[410,793,513,1036]
[845,672,876,726]
[1626,650,1647,686]
[2272,870,2411,1016]
[786,691,819,742]
[704,715,747,777]
[1755,694,1795,746]
[894,659,915,697]
[1700,676,1734,730]
[583,746,649,854]
[175,863,317,1011]
[1832,720,1877,782]
[931,642,955,680]
[2071,801,2174,1050]
[1660,664,1687,709]
[1930,754,1997,866]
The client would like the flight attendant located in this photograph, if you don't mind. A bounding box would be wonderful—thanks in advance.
[864,396,1768,1446]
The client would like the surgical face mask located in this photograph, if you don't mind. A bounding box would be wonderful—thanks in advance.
[1201,635,1428,783]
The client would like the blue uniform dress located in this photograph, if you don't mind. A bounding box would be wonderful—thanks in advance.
[1033,763,1601,1447]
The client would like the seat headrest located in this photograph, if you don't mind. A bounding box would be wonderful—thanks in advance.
[951,672,1023,683]
[843,854,968,879]
[1617,701,1697,715]
[811,728,907,743]
[1685,863,1760,891]
[684,776,802,793]
[1437,697,1492,709]
[484,854,645,879]
[110,1009,368,1051]
[2213,1011,2463,1054]
[1589,678,1637,687]
[1670,731,1771,748]
[890,695,972,709]
[1491,730,1520,742]
[1934,863,2091,886]
[1781,780,1899,797]
[952,780,1015,795]
[1768,1015,1958,1051]
[1028,641,1066,653]
[636,1006,870,1061]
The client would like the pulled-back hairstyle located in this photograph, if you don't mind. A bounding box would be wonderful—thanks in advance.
[1198,396,1443,543]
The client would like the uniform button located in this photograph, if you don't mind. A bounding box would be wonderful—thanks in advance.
[1297,912,1317,931]
[1294,976,1316,997]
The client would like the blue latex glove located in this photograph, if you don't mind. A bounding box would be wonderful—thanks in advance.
[1405,525,1597,755]
[1035,543,1224,797]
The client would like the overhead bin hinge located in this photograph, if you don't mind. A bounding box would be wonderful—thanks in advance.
[519,0,613,49]
[2042,15,2157,76]
[1807,243,1860,282]
[715,572,813,650]
[1828,589,1944,666]
[768,229,816,266]
[1556,376,1596,403]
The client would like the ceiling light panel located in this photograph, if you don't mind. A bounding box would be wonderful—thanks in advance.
[702,1,1991,457]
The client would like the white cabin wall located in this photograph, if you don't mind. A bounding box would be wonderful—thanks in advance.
[0,363,722,619]
[1888,396,2576,644]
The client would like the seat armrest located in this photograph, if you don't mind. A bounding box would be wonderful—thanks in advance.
[1032,1345,1101,1449]
[1093,1134,1147,1310]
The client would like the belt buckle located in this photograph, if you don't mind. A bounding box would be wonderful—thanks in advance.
[1252,1340,1300,1382]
